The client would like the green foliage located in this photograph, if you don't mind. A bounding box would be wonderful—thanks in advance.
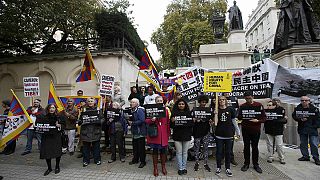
[151,0,227,68]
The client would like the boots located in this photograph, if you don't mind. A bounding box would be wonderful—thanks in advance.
[152,154,159,177]
[160,153,167,175]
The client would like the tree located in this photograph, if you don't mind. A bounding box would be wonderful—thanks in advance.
[151,0,227,68]
[0,0,100,56]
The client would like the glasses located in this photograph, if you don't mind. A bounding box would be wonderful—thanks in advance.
[301,100,309,102]
[267,104,272,106]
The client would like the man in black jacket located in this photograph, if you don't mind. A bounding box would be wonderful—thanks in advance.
[264,98,287,164]
[292,96,320,165]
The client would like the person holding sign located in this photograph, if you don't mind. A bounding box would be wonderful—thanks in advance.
[78,97,104,167]
[0,100,16,155]
[171,99,194,175]
[145,96,170,177]
[192,95,212,172]
[292,96,320,165]
[264,99,287,164]
[214,96,241,177]
[144,86,159,105]
[107,102,128,163]
[238,91,266,174]
[39,104,65,176]
[128,98,147,168]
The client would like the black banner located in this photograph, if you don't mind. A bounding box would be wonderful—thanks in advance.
[35,123,57,134]
[80,110,101,125]
[174,111,194,126]
[106,108,121,122]
[265,109,284,121]
[144,104,166,118]
[240,106,263,120]
[192,107,212,121]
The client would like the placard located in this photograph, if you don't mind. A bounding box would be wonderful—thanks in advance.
[99,75,115,96]
[204,72,232,92]
[174,111,194,126]
[192,107,212,121]
[0,115,6,140]
[80,110,101,125]
[23,77,40,97]
[106,108,121,122]
[123,107,133,121]
[34,123,57,134]
[239,106,263,120]
[265,109,284,121]
[144,104,166,118]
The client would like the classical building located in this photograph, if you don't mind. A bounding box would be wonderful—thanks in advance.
[0,49,140,108]
[245,0,279,51]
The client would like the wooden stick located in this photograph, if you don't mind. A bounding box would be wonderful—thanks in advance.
[214,92,218,126]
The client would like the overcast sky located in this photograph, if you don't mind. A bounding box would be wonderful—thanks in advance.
[128,0,259,61]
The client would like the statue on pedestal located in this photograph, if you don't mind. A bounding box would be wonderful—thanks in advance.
[274,0,320,53]
[228,0,243,31]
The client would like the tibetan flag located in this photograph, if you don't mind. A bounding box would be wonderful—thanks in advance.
[76,48,96,82]
[48,80,64,112]
[0,90,32,148]
[59,95,101,110]
[158,88,175,103]
[138,48,161,91]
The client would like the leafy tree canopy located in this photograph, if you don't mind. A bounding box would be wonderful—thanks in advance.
[151,0,227,68]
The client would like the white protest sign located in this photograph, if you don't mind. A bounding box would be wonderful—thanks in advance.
[99,75,115,96]
[23,77,40,97]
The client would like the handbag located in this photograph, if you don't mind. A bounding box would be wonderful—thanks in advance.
[147,123,158,137]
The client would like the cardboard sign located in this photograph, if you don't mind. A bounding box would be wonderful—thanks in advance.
[80,110,101,125]
[23,77,40,97]
[174,111,194,126]
[204,72,232,92]
[34,123,57,134]
[192,107,212,121]
[144,104,166,118]
[99,75,115,96]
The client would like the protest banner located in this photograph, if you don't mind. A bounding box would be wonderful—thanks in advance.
[192,107,212,121]
[144,104,166,118]
[80,110,101,125]
[105,108,121,122]
[204,72,232,92]
[99,75,115,97]
[173,111,194,126]
[60,96,101,109]
[34,123,57,134]
[23,77,40,97]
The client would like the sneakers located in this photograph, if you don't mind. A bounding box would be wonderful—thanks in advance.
[267,158,273,163]
[96,161,101,165]
[178,170,183,175]
[298,156,310,161]
[215,168,221,175]
[280,159,286,164]
[138,162,146,168]
[241,164,249,172]
[83,162,88,167]
[120,158,125,163]
[315,159,320,165]
[230,158,238,166]
[254,165,262,173]
[182,169,187,175]
[108,159,115,163]
[226,169,233,177]
[194,163,199,171]
[204,164,211,172]
[21,151,31,156]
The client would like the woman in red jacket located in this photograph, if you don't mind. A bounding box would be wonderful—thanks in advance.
[145,96,170,177]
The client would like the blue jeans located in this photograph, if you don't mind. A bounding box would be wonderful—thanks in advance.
[216,138,232,169]
[299,134,319,160]
[83,140,101,164]
[174,141,190,170]
[25,129,42,152]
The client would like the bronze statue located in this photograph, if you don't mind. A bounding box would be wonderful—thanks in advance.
[228,0,243,31]
[274,0,320,53]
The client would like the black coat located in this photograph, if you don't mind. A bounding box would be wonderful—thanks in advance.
[39,114,63,159]
[264,106,287,136]
[292,104,320,136]
[79,107,104,142]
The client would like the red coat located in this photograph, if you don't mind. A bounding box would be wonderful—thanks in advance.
[145,108,170,147]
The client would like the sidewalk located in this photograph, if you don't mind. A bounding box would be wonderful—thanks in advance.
[0,135,319,179]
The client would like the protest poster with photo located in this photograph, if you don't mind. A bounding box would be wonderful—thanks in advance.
[23,77,40,97]
[0,115,6,140]
[80,110,101,125]
[99,75,115,97]
[173,111,194,126]
[144,104,166,118]
[192,107,212,121]
[106,108,121,122]
[34,123,57,134]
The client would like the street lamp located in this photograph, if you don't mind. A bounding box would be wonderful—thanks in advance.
[211,9,226,44]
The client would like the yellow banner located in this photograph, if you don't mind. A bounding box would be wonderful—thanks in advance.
[203,72,232,92]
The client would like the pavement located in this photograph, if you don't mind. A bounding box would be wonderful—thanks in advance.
[0,135,319,180]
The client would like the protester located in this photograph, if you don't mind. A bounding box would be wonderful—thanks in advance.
[113,85,125,107]
[215,96,241,177]
[77,90,84,96]
[171,99,194,175]
[145,96,170,176]
[76,99,86,159]
[103,95,113,150]
[292,96,320,165]
[61,98,79,156]
[78,97,104,167]
[0,100,16,155]
[264,99,287,164]
[144,86,159,105]
[107,102,128,163]
[192,95,212,172]
[140,86,147,100]
[21,99,45,156]
[128,98,147,168]
[238,91,266,173]
[39,104,65,176]
[168,91,182,110]
[128,85,142,103]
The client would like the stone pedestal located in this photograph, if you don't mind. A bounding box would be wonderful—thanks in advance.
[227,30,246,50]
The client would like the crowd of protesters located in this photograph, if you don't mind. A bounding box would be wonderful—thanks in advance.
[1,83,320,178]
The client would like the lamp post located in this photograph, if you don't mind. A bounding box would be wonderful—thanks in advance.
[211,10,226,44]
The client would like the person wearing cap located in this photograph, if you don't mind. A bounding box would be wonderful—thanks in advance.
[264,98,287,164]
[77,90,84,96]
[0,100,16,155]
[238,91,266,173]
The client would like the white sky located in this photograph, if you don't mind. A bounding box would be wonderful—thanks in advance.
[129,0,258,61]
